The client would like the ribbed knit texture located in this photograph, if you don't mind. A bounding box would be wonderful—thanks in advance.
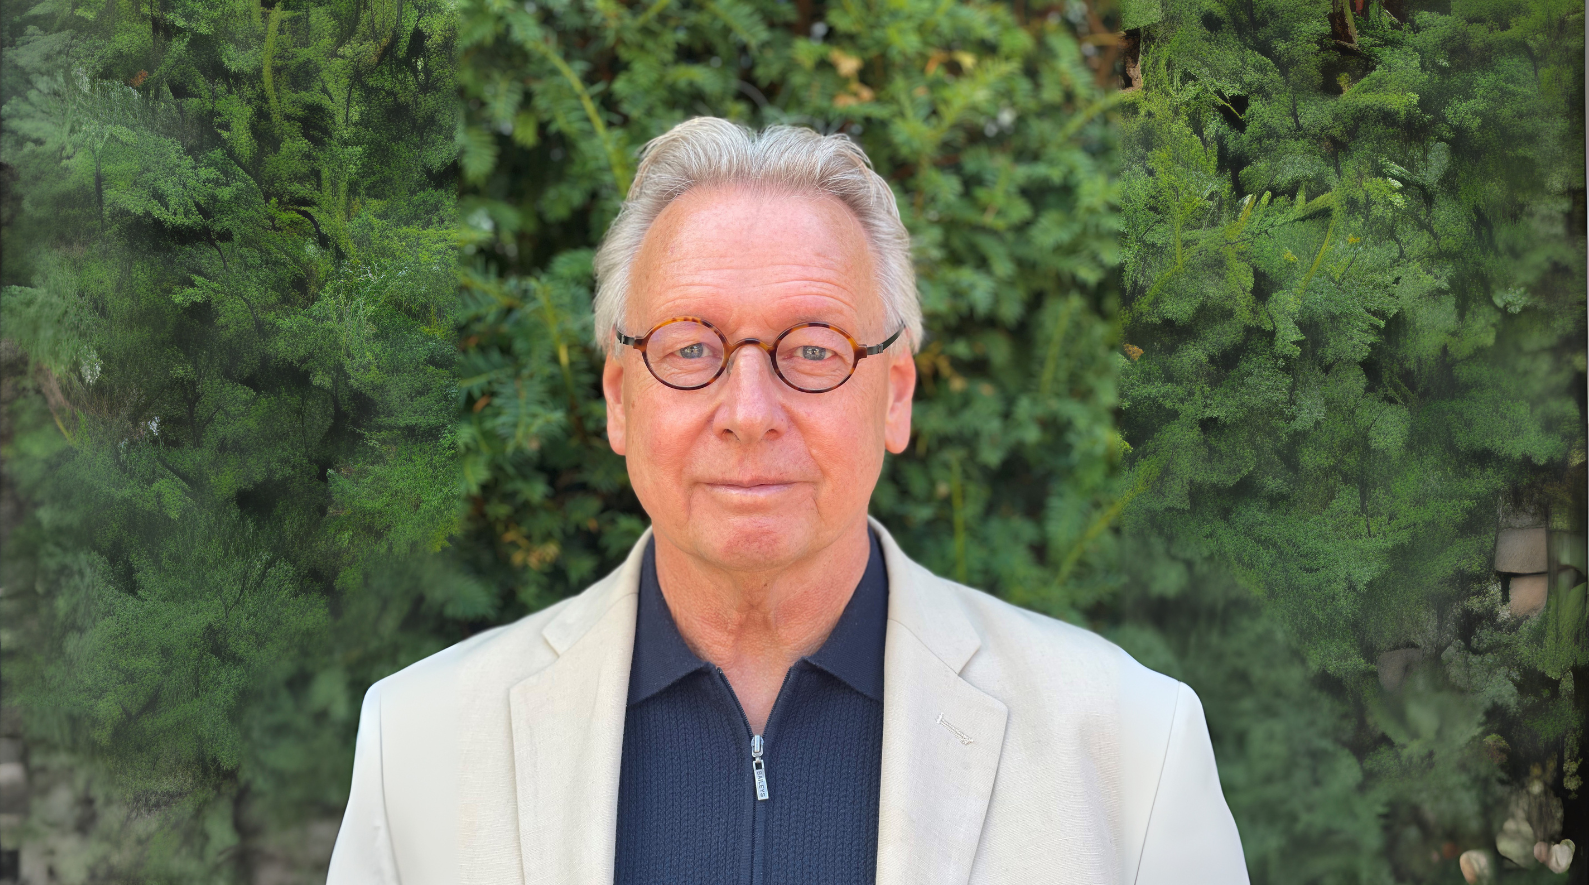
[614,536,887,885]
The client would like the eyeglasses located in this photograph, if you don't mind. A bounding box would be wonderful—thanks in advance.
[615,316,905,393]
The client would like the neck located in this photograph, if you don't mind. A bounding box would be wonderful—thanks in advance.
[652,517,872,733]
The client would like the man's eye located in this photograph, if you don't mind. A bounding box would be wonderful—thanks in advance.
[678,343,706,359]
[798,346,831,361]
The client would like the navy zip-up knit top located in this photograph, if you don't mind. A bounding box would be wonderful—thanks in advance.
[613,531,889,885]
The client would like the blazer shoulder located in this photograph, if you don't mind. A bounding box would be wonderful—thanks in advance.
[370,592,575,704]
[367,533,647,728]
[934,573,1181,714]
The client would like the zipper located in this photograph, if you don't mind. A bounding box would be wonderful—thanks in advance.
[716,664,796,885]
[751,734,769,800]
[716,664,796,801]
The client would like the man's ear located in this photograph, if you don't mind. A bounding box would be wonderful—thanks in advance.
[603,352,628,456]
[883,346,916,455]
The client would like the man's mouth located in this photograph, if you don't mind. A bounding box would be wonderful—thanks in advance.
[702,480,799,496]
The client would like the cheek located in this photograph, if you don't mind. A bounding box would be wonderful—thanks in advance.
[788,384,890,483]
[626,389,704,478]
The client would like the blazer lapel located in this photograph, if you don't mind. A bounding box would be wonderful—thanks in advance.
[507,534,647,885]
[871,520,1009,885]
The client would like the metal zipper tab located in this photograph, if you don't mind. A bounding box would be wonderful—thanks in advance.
[750,734,769,801]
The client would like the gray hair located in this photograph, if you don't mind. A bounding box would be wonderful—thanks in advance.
[591,117,921,354]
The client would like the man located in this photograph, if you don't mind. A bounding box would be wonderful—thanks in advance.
[328,118,1248,884]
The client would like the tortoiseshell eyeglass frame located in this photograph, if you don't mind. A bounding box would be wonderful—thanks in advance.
[614,316,906,394]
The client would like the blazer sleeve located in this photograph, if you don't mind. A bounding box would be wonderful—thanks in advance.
[1133,682,1249,885]
[327,682,402,885]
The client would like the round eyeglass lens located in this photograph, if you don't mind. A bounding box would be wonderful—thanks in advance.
[645,320,726,388]
[775,325,857,391]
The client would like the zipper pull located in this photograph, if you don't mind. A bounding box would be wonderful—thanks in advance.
[751,734,769,801]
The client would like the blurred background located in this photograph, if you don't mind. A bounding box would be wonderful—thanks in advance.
[0,0,1582,881]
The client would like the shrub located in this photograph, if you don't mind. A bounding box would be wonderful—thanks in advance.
[0,0,467,877]
[1116,1,1587,879]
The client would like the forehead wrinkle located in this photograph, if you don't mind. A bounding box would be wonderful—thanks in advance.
[651,244,864,288]
[656,250,857,272]
[647,289,864,326]
[652,271,863,300]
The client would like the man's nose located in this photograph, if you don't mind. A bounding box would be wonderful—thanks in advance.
[713,342,786,442]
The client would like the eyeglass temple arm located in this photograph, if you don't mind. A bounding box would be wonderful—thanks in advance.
[615,328,643,347]
[863,326,906,357]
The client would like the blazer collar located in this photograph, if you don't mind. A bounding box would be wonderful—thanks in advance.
[505,520,1006,885]
[539,530,650,655]
[868,517,982,672]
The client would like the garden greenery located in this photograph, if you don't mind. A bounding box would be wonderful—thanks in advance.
[1,0,471,876]
[1115,0,1586,880]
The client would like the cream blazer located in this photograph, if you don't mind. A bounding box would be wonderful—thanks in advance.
[327,519,1249,884]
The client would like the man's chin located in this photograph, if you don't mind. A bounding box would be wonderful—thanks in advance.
[684,514,820,572]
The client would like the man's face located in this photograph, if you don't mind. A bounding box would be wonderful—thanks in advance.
[603,186,916,573]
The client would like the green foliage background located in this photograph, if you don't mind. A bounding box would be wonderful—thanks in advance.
[0,0,476,877]
[0,0,1584,881]
[1114,0,1587,880]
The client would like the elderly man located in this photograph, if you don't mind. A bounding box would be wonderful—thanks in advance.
[328,118,1248,884]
